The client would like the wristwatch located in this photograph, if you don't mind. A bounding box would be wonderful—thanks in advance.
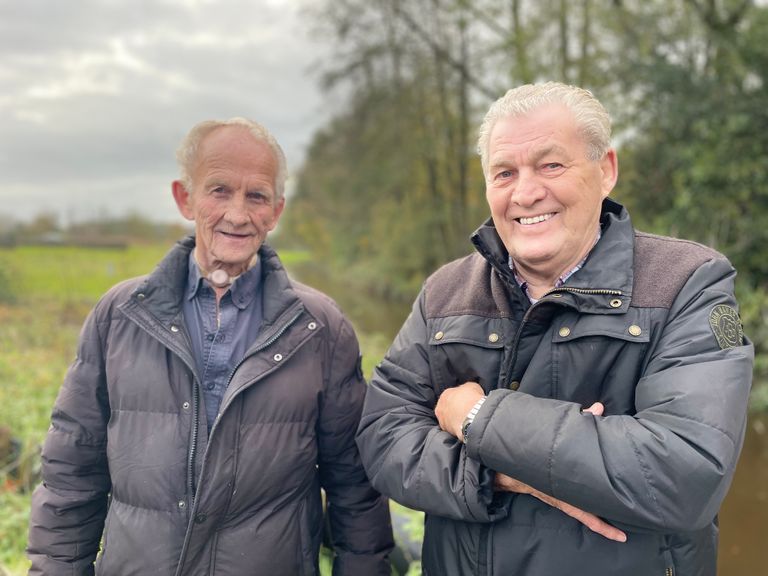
[460,396,487,444]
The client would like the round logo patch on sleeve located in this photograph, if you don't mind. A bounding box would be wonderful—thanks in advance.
[709,304,744,349]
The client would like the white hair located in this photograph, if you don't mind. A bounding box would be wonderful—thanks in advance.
[176,117,288,199]
[477,82,612,176]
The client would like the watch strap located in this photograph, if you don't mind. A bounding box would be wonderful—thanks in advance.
[461,396,487,443]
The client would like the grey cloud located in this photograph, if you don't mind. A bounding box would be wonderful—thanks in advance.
[0,0,330,222]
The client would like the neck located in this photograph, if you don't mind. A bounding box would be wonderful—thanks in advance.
[193,249,259,289]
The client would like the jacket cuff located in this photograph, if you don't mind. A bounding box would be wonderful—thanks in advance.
[462,392,513,522]
[465,388,509,463]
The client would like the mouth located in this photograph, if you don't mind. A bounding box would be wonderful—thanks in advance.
[516,213,555,225]
[217,230,254,240]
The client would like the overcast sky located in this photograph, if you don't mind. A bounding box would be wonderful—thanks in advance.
[0,0,334,224]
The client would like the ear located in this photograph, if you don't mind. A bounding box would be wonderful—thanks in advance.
[172,180,195,221]
[599,149,619,199]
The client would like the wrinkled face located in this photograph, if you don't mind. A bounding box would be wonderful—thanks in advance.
[485,104,617,285]
[172,126,284,275]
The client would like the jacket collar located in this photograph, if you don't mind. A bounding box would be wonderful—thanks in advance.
[471,198,636,311]
[130,236,300,326]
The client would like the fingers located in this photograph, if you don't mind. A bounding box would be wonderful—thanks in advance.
[549,499,627,543]
[583,401,605,416]
[531,492,626,542]
[493,473,533,494]
[495,473,627,543]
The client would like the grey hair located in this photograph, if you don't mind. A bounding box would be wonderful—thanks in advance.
[477,82,612,177]
[175,117,288,199]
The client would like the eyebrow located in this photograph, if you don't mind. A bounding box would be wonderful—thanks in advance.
[488,144,572,171]
[530,144,571,162]
[204,179,229,189]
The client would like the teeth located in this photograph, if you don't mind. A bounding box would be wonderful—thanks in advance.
[519,213,554,225]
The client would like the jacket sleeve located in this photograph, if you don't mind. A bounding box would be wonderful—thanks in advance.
[317,314,394,576]
[27,306,112,575]
[356,291,504,523]
[466,257,753,532]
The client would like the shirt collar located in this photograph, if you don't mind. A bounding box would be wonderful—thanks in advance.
[185,251,263,310]
[510,227,602,303]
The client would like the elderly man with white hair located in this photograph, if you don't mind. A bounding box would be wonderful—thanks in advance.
[28,118,393,576]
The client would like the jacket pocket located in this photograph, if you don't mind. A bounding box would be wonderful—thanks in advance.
[549,309,650,407]
[427,315,505,393]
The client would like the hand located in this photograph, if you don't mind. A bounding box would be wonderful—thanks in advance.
[494,473,626,542]
[435,381,485,440]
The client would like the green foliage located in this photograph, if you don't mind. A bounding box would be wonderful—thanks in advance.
[283,80,487,301]
[0,491,32,574]
[288,0,768,407]
[736,285,768,411]
[0,268,14,304]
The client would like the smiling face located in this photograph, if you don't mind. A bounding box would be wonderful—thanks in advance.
[172,125,284,276]
[485,103,618,290]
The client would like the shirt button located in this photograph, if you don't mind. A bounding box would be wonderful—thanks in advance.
[434,331,445,341]
[273,353,283,362]
[136,293,146,301]
[170,325,179,333]
[308,322,317,330]
[628,325,642,336]
[207,334,215,341]
[509,381,520,391]
[558,327,571,337]
[182,401,190,410]
[178,500,186,509]
[206,383,215,390]
[609,299,623,308]
[488,333,500,343]
[195,513,207,524]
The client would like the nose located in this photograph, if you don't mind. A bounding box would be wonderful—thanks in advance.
[510,169,546,207]
[224,192,250,226]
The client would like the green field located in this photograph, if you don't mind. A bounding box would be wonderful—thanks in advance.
[0,243,421,575]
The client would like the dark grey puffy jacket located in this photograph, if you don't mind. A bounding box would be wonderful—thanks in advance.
[28,237,393,576]
[357,199,753,576]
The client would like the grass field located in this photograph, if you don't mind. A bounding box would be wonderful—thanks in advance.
[0,243,421,575]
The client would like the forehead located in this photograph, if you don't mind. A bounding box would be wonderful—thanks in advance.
[194,126,278,182]
[488,104,583,157]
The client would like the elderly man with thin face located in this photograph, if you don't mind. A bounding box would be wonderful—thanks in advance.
[356,82,753,576]
[27,118,394,576]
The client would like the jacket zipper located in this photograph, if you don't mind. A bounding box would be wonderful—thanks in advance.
[665,568,673,576]
[174,308,304,576]
[187,381,200,504]
[501,287,623,387]
[545,286,623,297]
